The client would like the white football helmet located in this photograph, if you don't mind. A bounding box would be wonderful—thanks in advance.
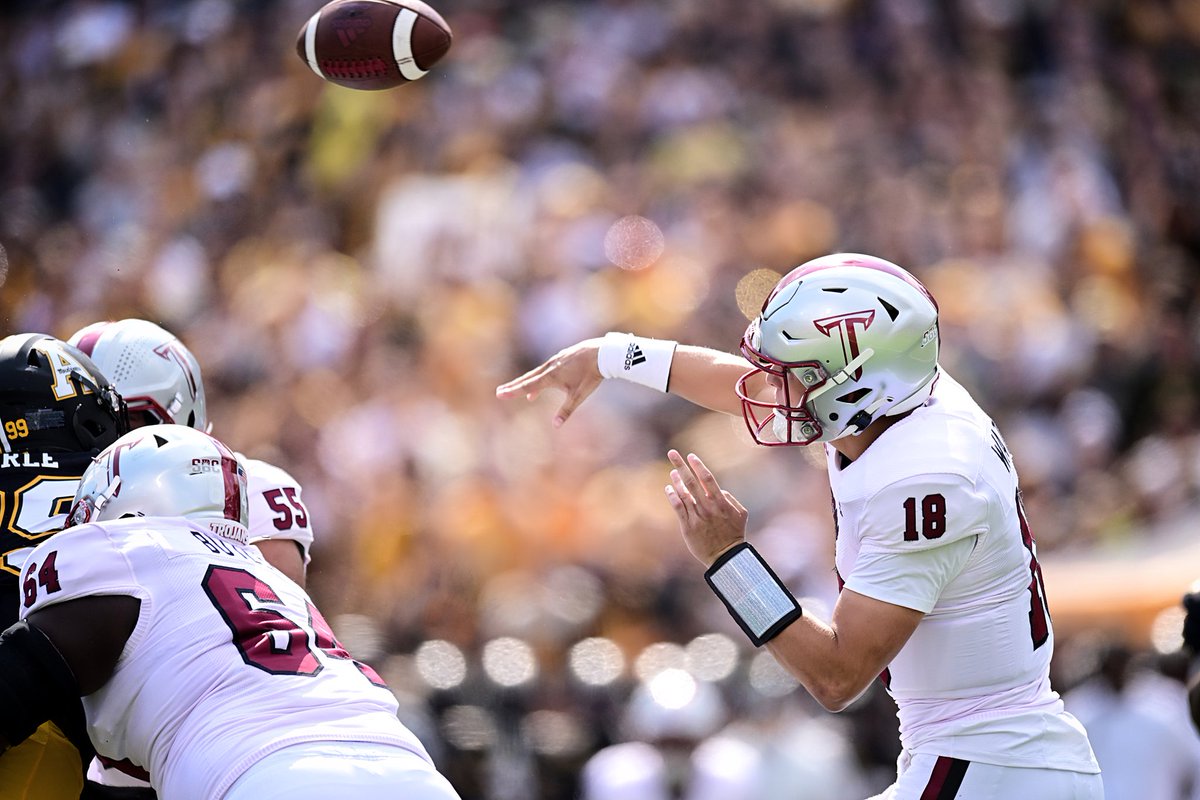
[67,425,248,542]
[737,253,940,446]
[69,319,208,431]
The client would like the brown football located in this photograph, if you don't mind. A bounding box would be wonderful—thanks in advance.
[296,0,452,91]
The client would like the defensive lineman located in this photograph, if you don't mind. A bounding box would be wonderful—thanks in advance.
[0,333,129,799]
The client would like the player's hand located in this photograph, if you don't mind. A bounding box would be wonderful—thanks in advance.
[664,449,747,567]
[496,338,605,428]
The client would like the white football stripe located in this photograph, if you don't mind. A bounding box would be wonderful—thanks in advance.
[304,11,325,79]
[392,8,428,81]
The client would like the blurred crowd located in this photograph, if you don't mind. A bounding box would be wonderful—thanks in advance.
[3,0,1200,797]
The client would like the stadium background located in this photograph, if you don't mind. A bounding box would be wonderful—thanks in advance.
[2,0,1199,796]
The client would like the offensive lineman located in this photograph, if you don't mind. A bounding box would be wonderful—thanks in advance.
[64,320,313,791]
[69,318,312,586]
[0,333,129,799]
[0,424,461,800]
[498,253,1103,798]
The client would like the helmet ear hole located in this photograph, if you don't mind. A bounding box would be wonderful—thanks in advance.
[837,388,871,404]
[186,411,196,429]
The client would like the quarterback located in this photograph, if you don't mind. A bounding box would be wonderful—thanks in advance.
[499,253,1103,798]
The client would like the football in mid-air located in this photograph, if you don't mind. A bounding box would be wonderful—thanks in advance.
[296,0,452,91]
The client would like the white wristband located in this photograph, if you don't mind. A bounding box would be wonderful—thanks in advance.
[596,332,677,392]
[704,543,802,647]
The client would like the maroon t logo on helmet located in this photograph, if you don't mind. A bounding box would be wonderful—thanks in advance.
[813,310,875,380]
[106,439,141,498]
[153,341,199,400]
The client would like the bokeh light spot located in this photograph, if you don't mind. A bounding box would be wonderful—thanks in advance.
[647,667,697,710]
[1151,606,1186,655]
[685,633,740,682]
[604,215,665,270]
[568,637,625,686]
[482,636,538,687]
[735,268,783,320]
[748,650,800,697]
[633,641,687,682]
[521,710,590,757]
[414,640,467,691]
[441,705,497,751]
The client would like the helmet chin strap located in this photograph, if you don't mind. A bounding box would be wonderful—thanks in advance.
[845,368,939,435]
[804,348,875,403]
[92,475,123,516]
[847,394,891,434]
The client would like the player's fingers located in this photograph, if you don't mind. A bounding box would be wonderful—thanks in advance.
[667,450,707,502]
[496,366,551,398]
[679,467,716,518]
[685,453,724,499]
[553,384,593,427]
[668,468,699,509]
[665,485,689,520]
[674,451,719,507]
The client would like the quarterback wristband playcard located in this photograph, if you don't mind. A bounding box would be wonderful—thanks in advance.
[704,542,802,647]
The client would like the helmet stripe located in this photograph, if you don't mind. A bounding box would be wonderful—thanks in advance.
[220,455,243,523]
[209,437,244,524]
[73,326,108,357]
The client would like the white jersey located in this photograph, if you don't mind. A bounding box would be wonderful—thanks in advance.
[19,516,428,800]
[827,372,1099,772]
[242,457,314,564]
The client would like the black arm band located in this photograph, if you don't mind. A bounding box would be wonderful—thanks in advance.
[704,542,803,647]
[0,620,81,746]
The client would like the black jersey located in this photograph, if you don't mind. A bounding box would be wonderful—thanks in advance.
[0,449,95,630]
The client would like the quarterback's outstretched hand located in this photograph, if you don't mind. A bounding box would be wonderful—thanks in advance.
[496,338,605,427]
[665,449,747,567]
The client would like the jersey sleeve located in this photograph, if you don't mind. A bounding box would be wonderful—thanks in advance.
[242,459,314,564]
[858,473,990,554]
[841,473,990,613]
[842,535,977,613]
[17,523,145,619]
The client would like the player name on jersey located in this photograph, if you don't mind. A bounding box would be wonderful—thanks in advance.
[0,452,61,469]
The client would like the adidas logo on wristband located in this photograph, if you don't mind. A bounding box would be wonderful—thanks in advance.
[598,332,677,392]
[625,344,647,370]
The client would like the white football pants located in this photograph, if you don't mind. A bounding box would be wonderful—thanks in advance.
[871,751,1104,800]
[222,741,462,800]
